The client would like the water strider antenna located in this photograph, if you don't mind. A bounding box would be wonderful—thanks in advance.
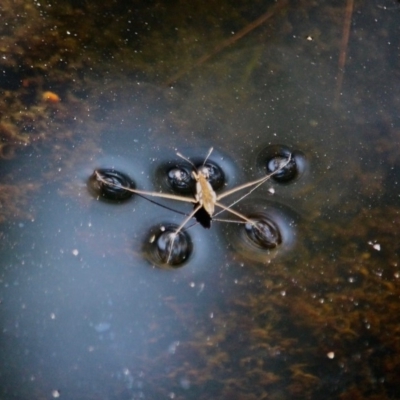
[176,147,214,169]
[176,151,196,169]
[202,147,214,166]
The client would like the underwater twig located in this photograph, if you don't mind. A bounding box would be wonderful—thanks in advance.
[334,0,354,108]
[164,0,289,86]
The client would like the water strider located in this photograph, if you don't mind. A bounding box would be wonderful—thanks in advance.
[92,148,293,265]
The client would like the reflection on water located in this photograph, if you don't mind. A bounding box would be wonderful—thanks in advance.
[1,1,400,399]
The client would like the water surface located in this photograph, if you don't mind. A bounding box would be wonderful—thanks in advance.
[1,1,399,399]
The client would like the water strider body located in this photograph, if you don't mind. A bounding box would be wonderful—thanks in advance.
[93,148,292,264]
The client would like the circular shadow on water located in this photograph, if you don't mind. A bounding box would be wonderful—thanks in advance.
[87,168,136,202]
[143,223,193,268]
[256,144,308,184]
[221,199,300,264]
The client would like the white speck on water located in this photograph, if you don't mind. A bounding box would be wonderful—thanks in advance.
[197,282,205,295]
[168,341,180,354]
[368,241,381,251]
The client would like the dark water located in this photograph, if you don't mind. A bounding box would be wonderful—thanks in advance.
[1,1,399,399]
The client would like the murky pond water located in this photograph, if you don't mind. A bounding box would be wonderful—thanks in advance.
[1,1,399,399]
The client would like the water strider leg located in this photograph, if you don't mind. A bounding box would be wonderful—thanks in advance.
[165,203,203,264]
[95,170,197,204]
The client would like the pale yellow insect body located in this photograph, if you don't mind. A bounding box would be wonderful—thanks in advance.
[192,170,216,217]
